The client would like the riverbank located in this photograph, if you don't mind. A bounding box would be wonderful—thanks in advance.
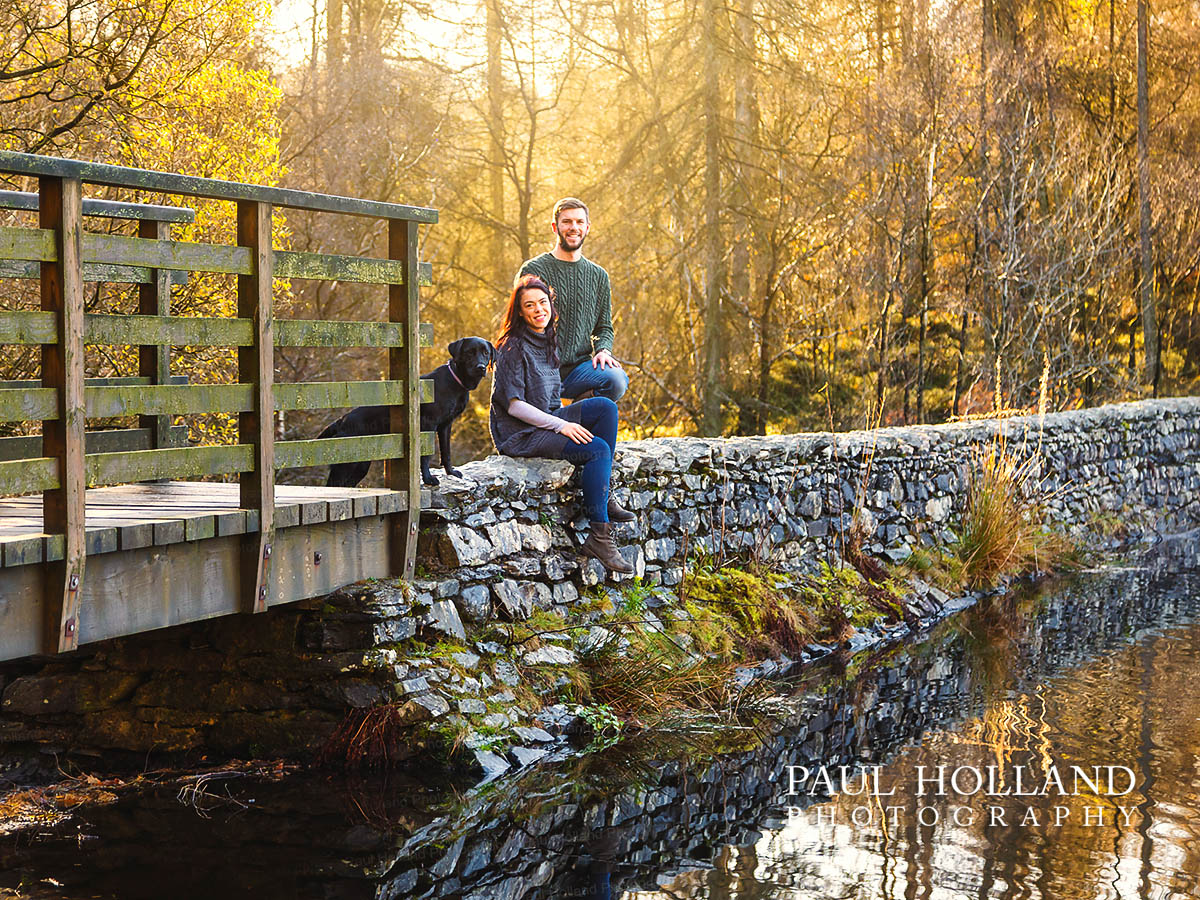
[319,548,991,780]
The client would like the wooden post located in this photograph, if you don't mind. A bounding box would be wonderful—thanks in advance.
[40,176,86,654]
[387,219,421,580]
[138,218,171,449]
[237,200,274,613]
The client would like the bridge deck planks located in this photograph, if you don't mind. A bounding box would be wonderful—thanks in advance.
[0,481,407,567]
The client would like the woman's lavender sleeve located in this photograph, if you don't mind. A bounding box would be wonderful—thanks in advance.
[507,399,567,432]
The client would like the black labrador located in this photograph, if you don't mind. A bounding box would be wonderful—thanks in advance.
[320,337,496,487]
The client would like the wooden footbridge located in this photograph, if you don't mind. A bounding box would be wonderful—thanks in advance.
[0,152,435,662]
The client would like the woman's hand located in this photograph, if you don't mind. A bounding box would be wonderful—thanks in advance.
[559,422,594,444]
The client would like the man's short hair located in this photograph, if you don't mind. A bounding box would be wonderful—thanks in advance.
[552,197,588,223]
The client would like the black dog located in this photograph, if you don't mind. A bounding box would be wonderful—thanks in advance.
[320,337,496,487]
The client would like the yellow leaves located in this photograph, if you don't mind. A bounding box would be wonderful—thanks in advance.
[0,0,290,436]
[123,58,283,186]
[1065,0,1104,24]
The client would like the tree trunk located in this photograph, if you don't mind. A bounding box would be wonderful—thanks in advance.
[732,0,759,429]
[327,0,343,76]
[1185,273,1200,375]
[953,308,968,415]
[875,288,893,413]
[487,0,506,289]
[756,290,774,435]
[916,139,935,424]
[701,0,725,436]
[1136,0,1158,385]
[869,0,889,418]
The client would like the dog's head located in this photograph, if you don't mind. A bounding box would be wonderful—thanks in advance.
[448,337,497,389]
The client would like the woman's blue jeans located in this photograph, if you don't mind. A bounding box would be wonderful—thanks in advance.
[553,397,618,522]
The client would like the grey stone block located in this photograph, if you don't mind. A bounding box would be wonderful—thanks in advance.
[456,584,492,623]
[421,600,466,641]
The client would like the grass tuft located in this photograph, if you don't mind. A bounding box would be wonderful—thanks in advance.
[958,437,1079,587]
[579,627,748,726]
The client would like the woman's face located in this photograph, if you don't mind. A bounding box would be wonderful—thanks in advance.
[518,288,552,333]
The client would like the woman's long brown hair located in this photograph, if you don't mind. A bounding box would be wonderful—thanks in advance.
[496,274,559,364]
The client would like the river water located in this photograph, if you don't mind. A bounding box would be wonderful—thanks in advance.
[3,558,1200,899]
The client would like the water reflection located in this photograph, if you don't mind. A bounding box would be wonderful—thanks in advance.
[645,575,1200,900]
[4,564,1200,900]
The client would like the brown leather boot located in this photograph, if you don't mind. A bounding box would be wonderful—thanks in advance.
[580,521,634,574]
[607,495,636,523]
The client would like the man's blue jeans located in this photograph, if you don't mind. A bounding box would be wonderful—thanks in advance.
[561,358,629,401]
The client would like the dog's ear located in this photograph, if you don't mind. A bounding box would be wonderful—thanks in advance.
[487,341,497,366]
[447,338,465,359]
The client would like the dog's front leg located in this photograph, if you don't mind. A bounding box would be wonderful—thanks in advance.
[421,451,438,486]
[438,423,462,479]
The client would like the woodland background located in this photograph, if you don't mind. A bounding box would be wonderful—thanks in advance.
[2,0,1198,463]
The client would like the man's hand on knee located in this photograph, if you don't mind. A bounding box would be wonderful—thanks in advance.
[592,349,622,370]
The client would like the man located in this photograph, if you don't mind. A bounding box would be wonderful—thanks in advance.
[517,197,628,401]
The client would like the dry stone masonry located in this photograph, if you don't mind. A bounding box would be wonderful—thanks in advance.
[414,397,1200,619]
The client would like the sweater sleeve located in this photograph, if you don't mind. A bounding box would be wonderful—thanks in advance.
[491,344,526,408]
[508,399,567,432]
[591,267,615,355]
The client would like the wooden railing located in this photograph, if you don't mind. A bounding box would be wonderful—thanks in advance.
[0,152,436,653]
[0,189,194,460]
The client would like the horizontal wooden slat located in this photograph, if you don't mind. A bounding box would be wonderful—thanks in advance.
[6,380,429,419]
[0,190,196,223]
[273,257,429,287]
[86,383,251,417]
[275,250,407,285]
[275,319,405,348]
[275,380,409,411]
[4,316,429,355]
[83,232,251,275]
[0,426,188,460]
[7,313,430,349]
[0,457,58,495]
[0,310,56,345]
[90,424,188,452]
[4,228,428,286]
[0,151,438,223]
[0,258,189,285]
[276,431,434,468]
[275,320,432,349]
[86,444,253,486]
[85,313,254,347]
[0,226,54,262]
[0,387,56,421]
[0,376,189,388]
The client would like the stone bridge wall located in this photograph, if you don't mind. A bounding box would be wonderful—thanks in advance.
[412,398,1200,627]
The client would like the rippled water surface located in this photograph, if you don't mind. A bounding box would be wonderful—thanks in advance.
[647,585,1200,900]
[4,563,1200,900]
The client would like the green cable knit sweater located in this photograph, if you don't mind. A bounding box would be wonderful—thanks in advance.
[518,252,614,379]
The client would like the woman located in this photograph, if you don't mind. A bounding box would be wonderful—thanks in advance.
[490,274,635,574]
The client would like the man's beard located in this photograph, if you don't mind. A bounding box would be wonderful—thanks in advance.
[557,231,585,252]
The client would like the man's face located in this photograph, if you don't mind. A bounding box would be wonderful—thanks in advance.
[552,208,589,252]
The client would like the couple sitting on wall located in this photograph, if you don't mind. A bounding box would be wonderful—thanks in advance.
[489,197,634,575]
